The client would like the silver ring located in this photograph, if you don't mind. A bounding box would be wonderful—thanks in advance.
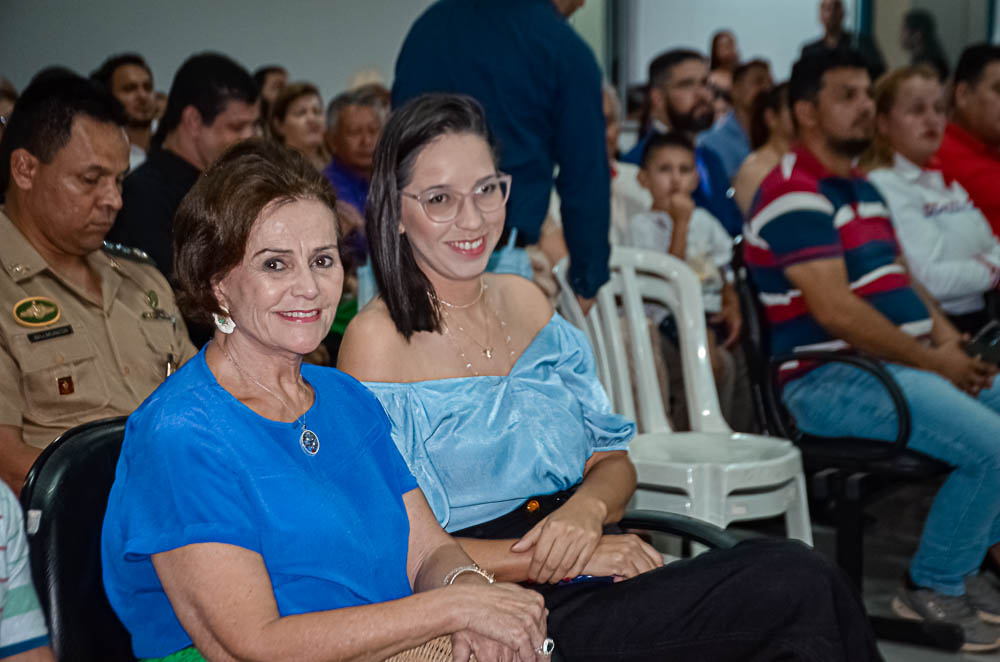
[535,637,555,656]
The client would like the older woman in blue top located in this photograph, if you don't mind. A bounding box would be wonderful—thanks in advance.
[339,93,882,661]
[100,139,549,662]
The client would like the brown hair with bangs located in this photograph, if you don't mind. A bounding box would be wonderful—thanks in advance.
[173,137,338,326]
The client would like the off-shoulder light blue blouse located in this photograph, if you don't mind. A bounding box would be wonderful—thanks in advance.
[364,313,635,532]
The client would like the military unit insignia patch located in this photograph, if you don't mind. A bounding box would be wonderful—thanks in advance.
[13,296,61,328]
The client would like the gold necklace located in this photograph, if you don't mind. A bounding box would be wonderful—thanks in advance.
[432,278,486,310]
[441,282,515,375]
[218,342,320,456]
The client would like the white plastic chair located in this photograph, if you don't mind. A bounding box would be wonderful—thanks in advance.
[554,248,812,544]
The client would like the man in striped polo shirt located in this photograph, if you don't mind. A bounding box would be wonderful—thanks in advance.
[746,49,1000,652]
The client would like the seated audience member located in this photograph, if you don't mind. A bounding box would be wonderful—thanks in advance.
[630,131,752,431]
[0,82,16,143]
[733,82,794,217]
[322,87,385,217]
[622,50,743,236]
[321,86,388,351]
[251,65,287,136]
[746,49,1000,651]
[802,0,885,80]
[101,138,548,662]
[90,53,156,170]
[708,30,739,122]
[338,92,881,662]
[269,82,328,171]
[0,73,194,493]
[0,482,53,661]
[109,52,258,279]
[700,58,773,180]
[865,66,1000,335]
[936,44,1000,237]
[902,9,949,81]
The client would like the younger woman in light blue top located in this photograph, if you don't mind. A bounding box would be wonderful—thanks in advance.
[339,92,882,662]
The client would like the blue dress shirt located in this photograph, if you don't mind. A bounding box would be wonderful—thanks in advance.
[698,112,751,181]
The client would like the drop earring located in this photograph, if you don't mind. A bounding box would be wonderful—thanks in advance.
[213,307,236,334]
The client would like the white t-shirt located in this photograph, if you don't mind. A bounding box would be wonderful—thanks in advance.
[869,153,1000,315]
[627,207,733,316]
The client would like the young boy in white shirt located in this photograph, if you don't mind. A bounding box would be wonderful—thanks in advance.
[629,131,751,430]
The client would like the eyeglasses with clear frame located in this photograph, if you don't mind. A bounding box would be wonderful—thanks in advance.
[400,173,512,223]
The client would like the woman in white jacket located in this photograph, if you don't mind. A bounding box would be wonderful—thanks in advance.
[865,65,1000,334]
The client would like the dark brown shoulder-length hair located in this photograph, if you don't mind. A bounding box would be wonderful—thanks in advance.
[173,137,338,326]
[366,93,496,340]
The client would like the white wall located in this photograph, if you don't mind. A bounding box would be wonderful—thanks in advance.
[624,0,857,85]
[1,0,436,103]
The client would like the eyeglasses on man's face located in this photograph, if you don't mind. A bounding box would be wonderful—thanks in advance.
[401,173,512,223]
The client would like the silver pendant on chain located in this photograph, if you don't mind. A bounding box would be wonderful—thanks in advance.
[300,427,320,456]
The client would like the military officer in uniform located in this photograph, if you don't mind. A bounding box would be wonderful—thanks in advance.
[0,72,195,494]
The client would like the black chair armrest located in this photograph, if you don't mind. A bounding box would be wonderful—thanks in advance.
[619,510,739,549]
[768,351,912,461]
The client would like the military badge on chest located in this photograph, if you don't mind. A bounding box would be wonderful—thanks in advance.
[13,296,61,327]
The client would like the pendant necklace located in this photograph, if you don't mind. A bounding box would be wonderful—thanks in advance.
[219,342,320,456]
[436,280,515,375]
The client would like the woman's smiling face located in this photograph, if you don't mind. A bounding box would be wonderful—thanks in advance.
[214,197,343,358]
[398,132,505,287]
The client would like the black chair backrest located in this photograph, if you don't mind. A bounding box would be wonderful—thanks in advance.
[20,417,136,662]
[731,240,781,436]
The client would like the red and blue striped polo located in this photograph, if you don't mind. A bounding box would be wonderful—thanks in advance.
[744,145,932,372]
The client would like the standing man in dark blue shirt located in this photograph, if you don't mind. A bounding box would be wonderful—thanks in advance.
[393,0,609,305]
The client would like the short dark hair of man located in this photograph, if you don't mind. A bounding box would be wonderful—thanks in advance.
[648,49,705,90]
[750,82,789,149]
[253,65,286,91]
[0,71,125,193]
[733,59,770,86]
[90,53,152,91]
[366,93,495,340]
[639,130,695,169]
[789,48,869,108]
[154,52,258,145]
[325,85,388,130]
[954,43,1000,88]
[173,138,338,326]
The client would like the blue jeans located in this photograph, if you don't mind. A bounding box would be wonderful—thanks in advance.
[784,362,1000,595]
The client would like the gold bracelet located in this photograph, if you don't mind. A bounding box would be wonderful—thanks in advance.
[443,563,495,586]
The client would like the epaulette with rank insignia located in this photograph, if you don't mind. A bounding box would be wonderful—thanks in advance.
[101,241,158,268]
